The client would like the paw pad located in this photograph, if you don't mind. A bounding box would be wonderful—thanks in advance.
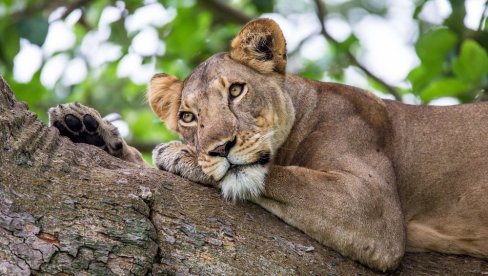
[83,114,98,132]
[65,114,82,132]
[48,103,124,155]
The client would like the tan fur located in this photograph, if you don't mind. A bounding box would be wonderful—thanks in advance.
[48,103,146,166]
[230,18,287,74]
[141,19,488,271]
[147,73,183,131]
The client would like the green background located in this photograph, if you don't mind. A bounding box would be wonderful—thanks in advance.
[1,0,487,164]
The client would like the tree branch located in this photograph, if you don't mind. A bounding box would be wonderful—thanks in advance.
[10,0,59,21]
[288,31,321,58]
[59,0,91,20]
[10,0,93,28]
[2,76,487,274]
[197,0,252,24]
[313,0,402,101]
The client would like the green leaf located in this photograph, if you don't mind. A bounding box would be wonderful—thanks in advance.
[299,59,326,80]
[420,78,469,102]
[444,0,466,34]
[125,109,179,143]
[124,0,142,13]
[86,0,110,26]
[0,23,19,63]
[164,7,212,61]
[338,34,358,50]
[109,19,130,47]
[408,63,442,93]
[17,16,49,46]
[452,40,488,84]
[251,0,274,13]
[158,58,192,79]
[415,28,457,67]
[413,0,428,19]
[410,28,458,93]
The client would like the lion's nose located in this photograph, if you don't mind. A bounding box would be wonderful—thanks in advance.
[208,137,237,157]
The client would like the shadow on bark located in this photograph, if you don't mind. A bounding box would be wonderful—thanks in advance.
[0,77,486,275]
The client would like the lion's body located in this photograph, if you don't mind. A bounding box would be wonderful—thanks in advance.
[387,101,488,256]
[145,19,488,270]
[273,75,488,258]
[50,18,488,271]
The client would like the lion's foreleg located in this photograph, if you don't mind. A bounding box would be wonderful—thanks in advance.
[254,165,405,271]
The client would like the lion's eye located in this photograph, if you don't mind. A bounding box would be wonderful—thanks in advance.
[179,112,196,123]
[229,83,244,99]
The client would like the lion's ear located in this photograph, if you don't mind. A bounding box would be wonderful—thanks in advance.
[147,73,182,131]
[230,18,287,74]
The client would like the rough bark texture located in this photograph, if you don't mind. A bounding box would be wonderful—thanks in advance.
[0,77,487,275]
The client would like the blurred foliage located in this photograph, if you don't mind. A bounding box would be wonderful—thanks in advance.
[0,0,487,163]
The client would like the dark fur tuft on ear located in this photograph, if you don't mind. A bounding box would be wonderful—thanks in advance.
[230,18,287,74]
[147,73,182,132]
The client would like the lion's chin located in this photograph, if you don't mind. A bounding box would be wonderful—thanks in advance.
[219,164,268,202]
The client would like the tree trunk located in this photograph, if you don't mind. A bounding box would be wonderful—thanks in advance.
[0,77,486,275]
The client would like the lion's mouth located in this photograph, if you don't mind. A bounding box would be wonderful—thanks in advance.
[227,151,271,173]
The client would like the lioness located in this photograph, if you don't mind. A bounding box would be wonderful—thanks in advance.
[48,19,488,271]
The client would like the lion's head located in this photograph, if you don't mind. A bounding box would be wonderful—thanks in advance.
[148,19,295,200]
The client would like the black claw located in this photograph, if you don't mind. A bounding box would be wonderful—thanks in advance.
[83,114,98,132]
[64,114,82,132]
[113,141,123,151]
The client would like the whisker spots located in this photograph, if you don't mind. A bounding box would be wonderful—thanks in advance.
[206,162,224,170]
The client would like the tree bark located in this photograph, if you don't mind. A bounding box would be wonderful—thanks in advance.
[0,77,486,275]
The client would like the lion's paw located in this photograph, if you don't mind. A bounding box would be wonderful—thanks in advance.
[48,103,124,156]
[153,141,193,172]
[153,141,214,185]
